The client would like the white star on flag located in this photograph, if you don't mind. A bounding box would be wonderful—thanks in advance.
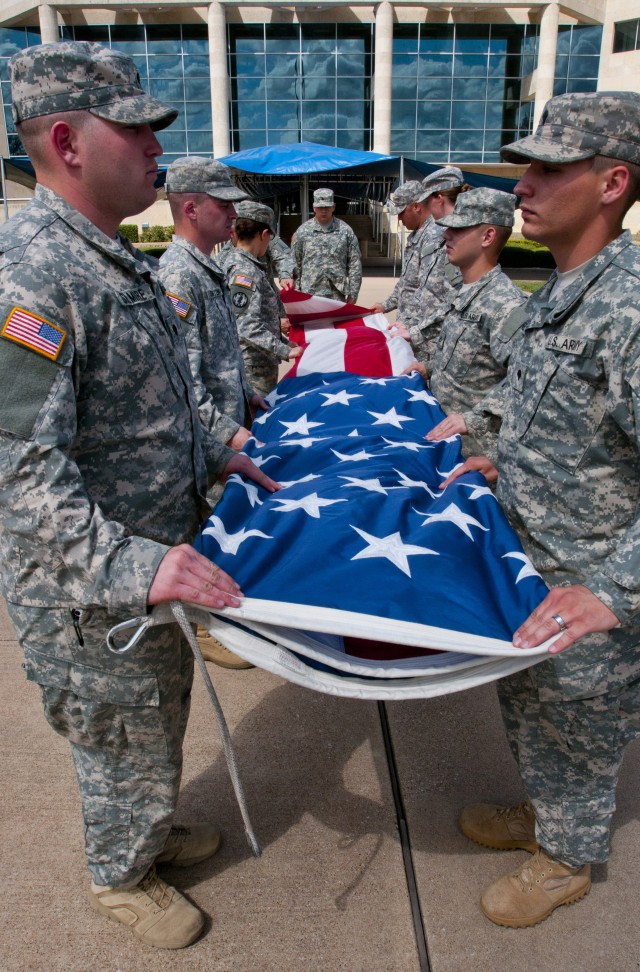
[278,473,322,489]
[253,410,270,425]
[359,377,391,386]
[461,483,497,501]
[382,437,431,453]
[394,469,440,497]
[281,437,329,449]
[250,453,281,468]
[339,476,389,495]
[331,446,376,462]
[271,493,347,518]
[319,389,362,407]
[350,525,439,577]
[226,475,263,508]
[406,388,439,405]
[414,502,489,540]
[348,429,360,437]
[279,414,324,436]
[502,552,541,583]
[264,389,287,406]
[436,462,464,479]
[368,407,414,429]
[201,516,272,554]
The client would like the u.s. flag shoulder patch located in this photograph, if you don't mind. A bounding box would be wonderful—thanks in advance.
[166,292,191,318]
[1,306,66,361]
[232,274,255,289]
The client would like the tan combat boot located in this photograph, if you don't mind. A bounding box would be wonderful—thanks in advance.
[481,847,592,927]
[156,823,222,867]
[197,626,254,670]
[460,800,538,852]
[88,866,204,948]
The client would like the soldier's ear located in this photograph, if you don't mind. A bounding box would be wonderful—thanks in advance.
[50,119,81,168]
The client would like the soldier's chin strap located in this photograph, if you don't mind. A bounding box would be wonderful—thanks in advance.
[107,603,261,858]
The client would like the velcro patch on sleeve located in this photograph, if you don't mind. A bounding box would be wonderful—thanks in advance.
[166,292,191,318]
[1,306,66,361]
[231,290,250,309]
[231,274,255,289]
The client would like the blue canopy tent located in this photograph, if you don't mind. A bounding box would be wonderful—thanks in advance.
[218,140,518,215]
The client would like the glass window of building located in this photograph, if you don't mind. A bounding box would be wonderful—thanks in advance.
[1,23,212,163]
[391,22,538,163]
[229,23,372,151]
[613,19,639,53]
[554,25,602,95]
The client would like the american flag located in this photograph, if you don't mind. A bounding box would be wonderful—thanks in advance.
[280,289,415,378]
[166,292,191,318]
[2,306,66,360]
[194,319,551,696]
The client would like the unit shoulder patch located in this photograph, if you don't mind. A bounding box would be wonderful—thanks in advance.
[231,290,250,309]
[1,306,66,361]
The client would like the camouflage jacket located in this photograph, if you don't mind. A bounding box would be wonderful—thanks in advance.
[407,240,461,363]
[0,186,232,616]
[382,216,443,322]
[429,265,526,457]
[496,232,640,624]
[225,248,291,362]
[217,236,290,316]
[158,236,254,444]
[292,217,362,303]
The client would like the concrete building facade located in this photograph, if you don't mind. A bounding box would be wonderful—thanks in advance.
[1,0,639,229]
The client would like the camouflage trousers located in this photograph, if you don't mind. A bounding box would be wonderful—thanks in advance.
[243,351,279,399]
[10,602,194,889]
[497,627,640,867]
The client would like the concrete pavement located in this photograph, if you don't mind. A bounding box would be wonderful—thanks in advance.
[1,274,639,972]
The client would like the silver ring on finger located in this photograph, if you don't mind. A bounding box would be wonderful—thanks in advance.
[552,613,568,632]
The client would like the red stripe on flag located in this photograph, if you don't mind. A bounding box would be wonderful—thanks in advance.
[342,325,393,377]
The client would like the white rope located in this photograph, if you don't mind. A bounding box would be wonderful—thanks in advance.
[169,602,261,858]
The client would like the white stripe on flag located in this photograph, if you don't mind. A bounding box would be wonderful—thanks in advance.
[296,328,348,375]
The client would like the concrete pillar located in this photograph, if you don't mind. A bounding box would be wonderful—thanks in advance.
[534,1,559,127]
[208,1,231,158]
[38,5,59,45]
[373,1,393,155]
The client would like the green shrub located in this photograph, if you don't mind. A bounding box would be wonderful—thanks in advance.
[118,223,139,243]
[502,239,555,269]
[138,245,168,259]
[140,224,174,243]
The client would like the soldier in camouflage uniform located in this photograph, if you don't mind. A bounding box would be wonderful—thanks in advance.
[159,157,267,671]
[218,231,294,334]
[446,92,640,929]
[225,201,301,396]
[420,188,526,459]
[371,169,462,320]
[291,188,362,303]
[0,42,278,949]
[393,169,469,369]
[159,157,260,453]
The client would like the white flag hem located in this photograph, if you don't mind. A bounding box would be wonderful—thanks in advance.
[206,596,556,658]
[203,613,547,701]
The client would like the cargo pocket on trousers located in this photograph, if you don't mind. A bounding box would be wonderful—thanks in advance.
[23,646,167,757]
[82,797,132,869]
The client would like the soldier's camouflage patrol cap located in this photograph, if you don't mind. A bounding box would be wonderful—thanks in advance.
[501,91,640,165]
[437,187,516,228]
[390,180,427,212]
[421,166,465,198]
[234,199,277,235]
[10,41,177,131]
[164,156,248,201]
[313,188,334,207]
